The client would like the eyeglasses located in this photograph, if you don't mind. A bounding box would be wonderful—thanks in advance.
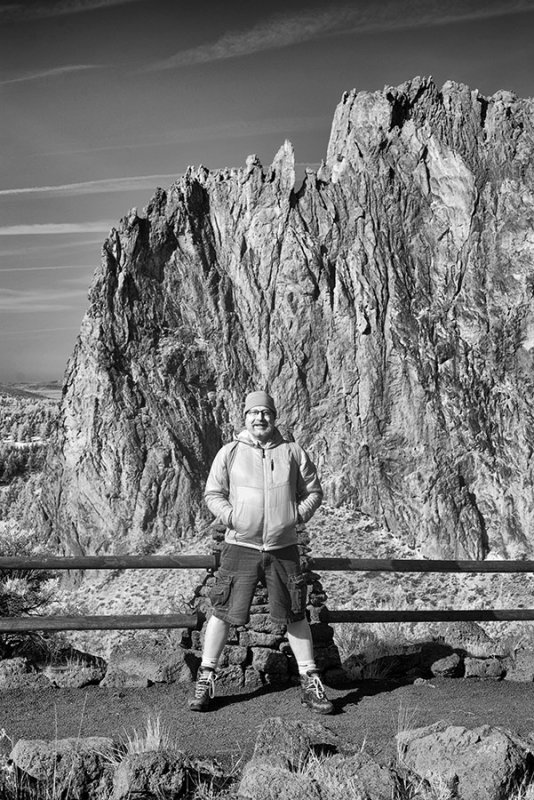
[246,408,274,419]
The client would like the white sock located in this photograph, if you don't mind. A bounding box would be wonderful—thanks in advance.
[200,658,218,672]
[297,660,318,676]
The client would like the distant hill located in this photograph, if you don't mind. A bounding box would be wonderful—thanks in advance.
[0,383,47,400]
[0,382,62,401]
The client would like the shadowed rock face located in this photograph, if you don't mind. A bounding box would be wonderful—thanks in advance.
[41,76,534,559]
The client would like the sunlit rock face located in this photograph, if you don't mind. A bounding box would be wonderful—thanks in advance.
[41,77,534,559]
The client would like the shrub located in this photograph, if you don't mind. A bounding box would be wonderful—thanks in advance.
[0,520,52,658]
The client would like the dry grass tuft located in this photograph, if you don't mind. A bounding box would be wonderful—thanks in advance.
[122,714,179,756]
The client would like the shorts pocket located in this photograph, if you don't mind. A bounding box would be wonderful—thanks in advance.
[287,572,307,615]
[208,572,233,609]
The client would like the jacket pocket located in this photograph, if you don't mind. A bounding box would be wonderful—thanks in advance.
[232,498,263,540]
[268,497,298,539]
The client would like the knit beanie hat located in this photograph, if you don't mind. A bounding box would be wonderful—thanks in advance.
[244,391,277,416]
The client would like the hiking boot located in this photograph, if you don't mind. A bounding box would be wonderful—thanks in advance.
[189,668,216,712]
[300,670,334,715]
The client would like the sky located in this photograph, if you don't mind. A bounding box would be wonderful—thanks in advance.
[1,0,533,382]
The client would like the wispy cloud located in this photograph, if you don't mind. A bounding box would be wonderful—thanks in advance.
[0,326,81,336]
[0,64,105,87]
[0,222,112,236]
[144,7,348,71]
[0,238,102,258]
[0,174,179,198]
[144,0,534,71]
[0,0,144,22]
[0,264,93,273]
[0,287,87,313]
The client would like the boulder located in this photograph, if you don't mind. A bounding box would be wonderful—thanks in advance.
[111,751,187,800]
[0,657,54,689]
[464,657,505,679]
[431,652,463,678]
[239,724,397,800]
[505,648,534,682]
[436,622,508,658]
[251,717,345,769]
[311,752,398,800]
[44,664,106,688]
[0,672,51,689]
[396,722,534,800]
[251,648,289,678]
[0,657,30,684]
[11,737,115,800]
[106,635,198,684]
[243,665,264,691]
[213,664,245,692]
[217,644,248,667]
[238,758,322,800]
[100,665,150,688]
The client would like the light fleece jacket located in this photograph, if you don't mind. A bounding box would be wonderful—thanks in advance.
[204,429,323,551]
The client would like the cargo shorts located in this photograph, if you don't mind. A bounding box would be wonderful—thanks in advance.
[209,542,307,626]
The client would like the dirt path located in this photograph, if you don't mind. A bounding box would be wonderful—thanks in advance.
[2,678,534,770]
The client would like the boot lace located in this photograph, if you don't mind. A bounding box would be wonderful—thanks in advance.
[195,670,216,699]
[307,672,326,699]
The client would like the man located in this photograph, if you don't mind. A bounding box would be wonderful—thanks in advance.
[189,390,333,714]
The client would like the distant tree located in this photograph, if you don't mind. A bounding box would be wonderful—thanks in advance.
[2,451,17,482]
[18,422,31,441]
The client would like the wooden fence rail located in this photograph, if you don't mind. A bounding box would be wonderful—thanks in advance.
[3,556,534,573]
[1,555,533,632]
[0,614,199,633]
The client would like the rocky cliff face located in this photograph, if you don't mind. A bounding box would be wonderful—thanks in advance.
[41,76,534,559]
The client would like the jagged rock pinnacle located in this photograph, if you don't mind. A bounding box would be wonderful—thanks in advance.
[41,78,534,561]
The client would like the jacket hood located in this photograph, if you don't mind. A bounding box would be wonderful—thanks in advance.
[235,428,286,449]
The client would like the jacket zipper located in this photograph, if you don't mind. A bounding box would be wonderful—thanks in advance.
[262,447,267,548]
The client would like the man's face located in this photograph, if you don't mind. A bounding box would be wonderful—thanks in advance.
[245,406,276,443]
